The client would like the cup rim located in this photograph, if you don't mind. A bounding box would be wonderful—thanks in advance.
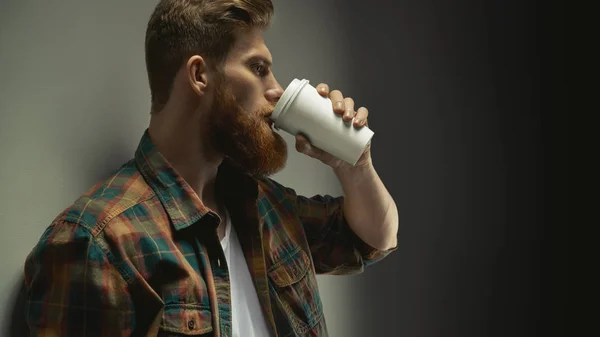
[272,78,309,130]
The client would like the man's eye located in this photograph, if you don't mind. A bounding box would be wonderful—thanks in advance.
[251,63,268,77]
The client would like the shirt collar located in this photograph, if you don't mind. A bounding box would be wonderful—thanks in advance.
[134,129,258,231]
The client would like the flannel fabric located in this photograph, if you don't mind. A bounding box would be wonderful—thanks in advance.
[24,129,396,336]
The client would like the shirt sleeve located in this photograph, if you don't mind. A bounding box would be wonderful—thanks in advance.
[276,182,398,275]
[24,220,135,337]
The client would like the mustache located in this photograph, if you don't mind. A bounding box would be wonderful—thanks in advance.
[259,104,276,117]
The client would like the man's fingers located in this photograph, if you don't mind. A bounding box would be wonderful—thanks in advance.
[329,90,345,115]
[342,97,355,121]
[354,107,369,127]
[316,83,330,97]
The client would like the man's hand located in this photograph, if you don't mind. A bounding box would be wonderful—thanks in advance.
[294,83,398,251]
[294,83,373,171]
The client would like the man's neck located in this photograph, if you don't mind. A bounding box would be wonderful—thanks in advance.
[148,114,224,213]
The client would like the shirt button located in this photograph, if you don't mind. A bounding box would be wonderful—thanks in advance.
[188,319,195,330]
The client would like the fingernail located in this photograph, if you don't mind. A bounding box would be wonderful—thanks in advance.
[344,110,353,119]
[355,119,364,126]
[336,102,343,111]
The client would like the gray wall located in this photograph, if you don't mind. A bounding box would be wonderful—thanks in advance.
[0,0,365,336]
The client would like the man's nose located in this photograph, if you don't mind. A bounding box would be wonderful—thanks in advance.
[265,81,284,104]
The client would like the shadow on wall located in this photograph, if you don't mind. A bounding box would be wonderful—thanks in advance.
[5,274,29,337]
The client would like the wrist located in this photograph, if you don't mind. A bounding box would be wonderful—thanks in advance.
[333,160,376,185]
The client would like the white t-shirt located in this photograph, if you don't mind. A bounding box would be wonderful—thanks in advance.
[220,209,272,337]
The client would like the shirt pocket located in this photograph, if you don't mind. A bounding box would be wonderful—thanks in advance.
[268,246,324,335]
[158,303,213,336]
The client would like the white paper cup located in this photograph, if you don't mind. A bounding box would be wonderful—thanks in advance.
[270,78,374,166]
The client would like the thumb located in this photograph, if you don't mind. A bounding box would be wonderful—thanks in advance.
[295,134,323,159]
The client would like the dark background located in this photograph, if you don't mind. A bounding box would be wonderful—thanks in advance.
[337,0,565,336]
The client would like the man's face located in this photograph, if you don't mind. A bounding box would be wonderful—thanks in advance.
[207,28,287,177]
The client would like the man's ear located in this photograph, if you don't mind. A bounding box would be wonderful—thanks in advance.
[186,55,209,97]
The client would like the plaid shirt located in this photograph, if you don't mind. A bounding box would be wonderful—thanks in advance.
[24,130,396,337]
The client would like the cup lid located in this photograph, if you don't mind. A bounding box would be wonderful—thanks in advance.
[271,78,309,125]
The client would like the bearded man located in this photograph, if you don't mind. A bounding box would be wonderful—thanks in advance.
[23,1,398,336]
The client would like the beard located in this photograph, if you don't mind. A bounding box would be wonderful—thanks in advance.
[207,80,288,178]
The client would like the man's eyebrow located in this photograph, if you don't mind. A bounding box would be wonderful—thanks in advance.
[247,55,272,67]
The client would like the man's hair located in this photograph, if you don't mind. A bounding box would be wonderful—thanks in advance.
[145,0,274,113]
